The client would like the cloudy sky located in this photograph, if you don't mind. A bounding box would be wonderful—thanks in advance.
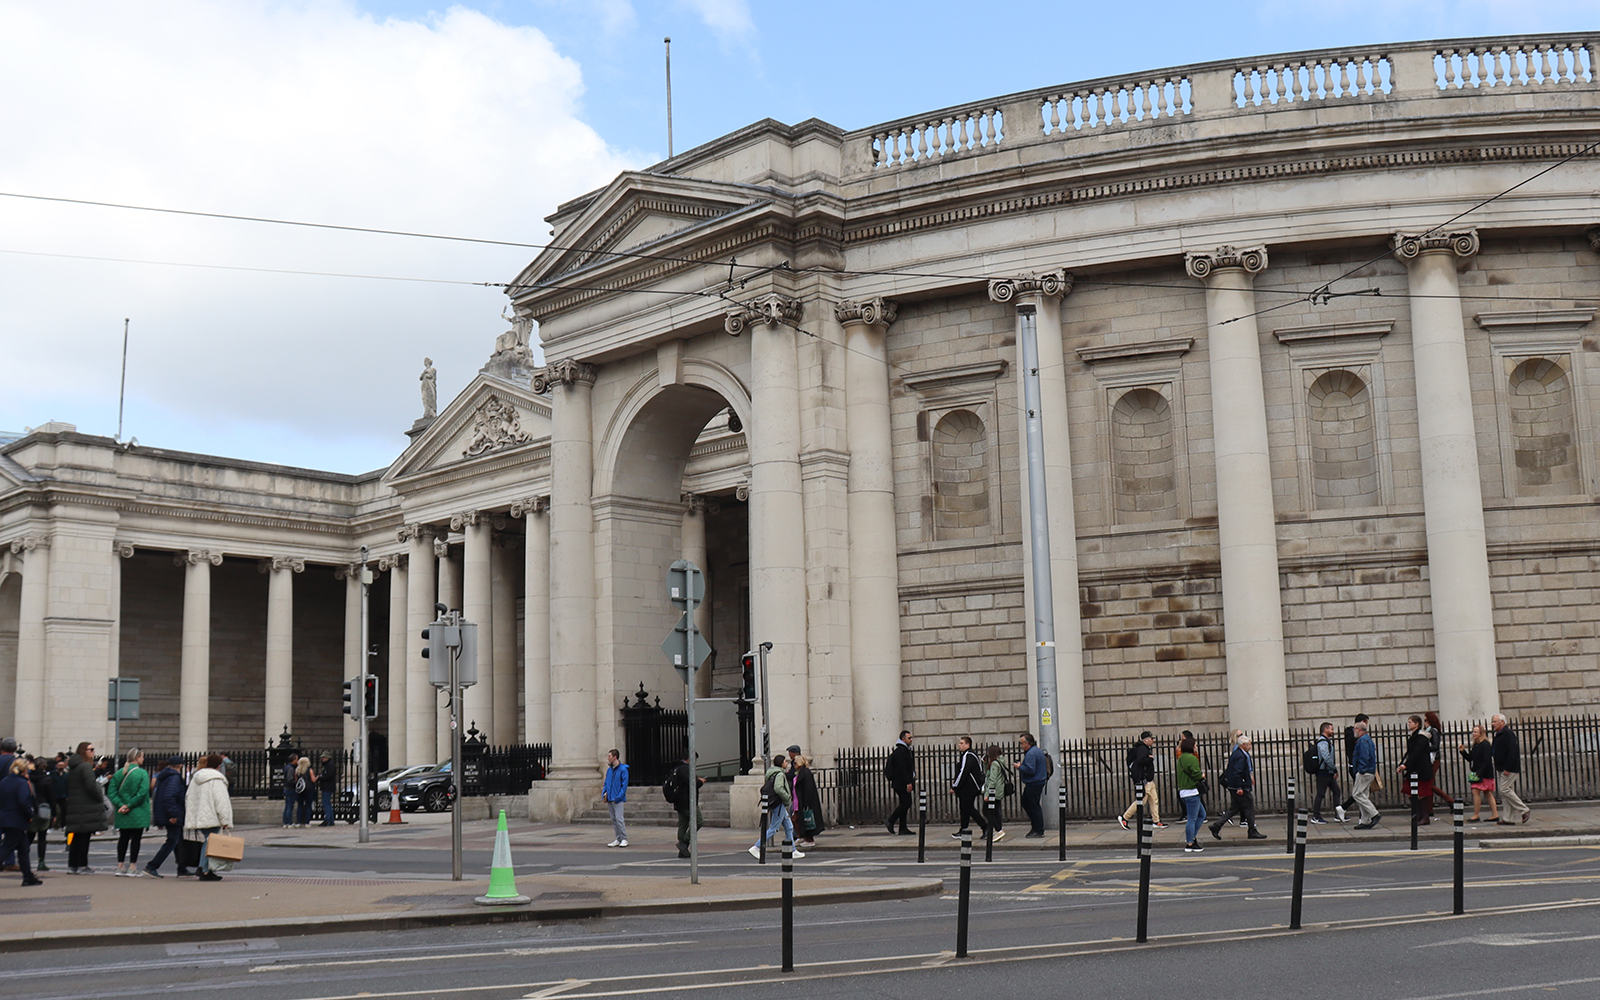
[1,1,1592,472]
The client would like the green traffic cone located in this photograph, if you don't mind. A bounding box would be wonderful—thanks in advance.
[474,809,531,906]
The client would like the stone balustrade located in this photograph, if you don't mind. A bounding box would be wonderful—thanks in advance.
[850,33,1596,175]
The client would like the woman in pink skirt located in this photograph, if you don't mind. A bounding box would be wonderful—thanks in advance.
[1458,724,1498,822]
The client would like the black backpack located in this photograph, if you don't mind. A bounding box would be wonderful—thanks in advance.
[661,768,685,805]
[883,752,895,782]
[1302,741,1321,776]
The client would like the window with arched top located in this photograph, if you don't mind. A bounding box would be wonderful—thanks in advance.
[931,409,991,541]
[1111,388,1177,523]
[1509,357,1578,495]
[1307,369,1380,509]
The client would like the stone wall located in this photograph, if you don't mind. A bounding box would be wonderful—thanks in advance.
[897,584,1028,738]
[1080,575,1228,733]
[1491,551,1600,713]
[116,551,183,750]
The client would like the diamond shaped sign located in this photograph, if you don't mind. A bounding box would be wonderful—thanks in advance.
[662,612,713,683]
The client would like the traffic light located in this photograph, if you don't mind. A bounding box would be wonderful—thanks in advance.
[421,625,448,667]
[342,678,356,717]
[362,675,378,719]
[741,651,756,700]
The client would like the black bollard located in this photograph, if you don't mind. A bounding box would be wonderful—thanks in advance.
[985,793,995,863]
[1286,776,1296,855]
[1289,807,1308,929]
[759,791,769,865]
[956,828,972,958]
[781,837,794,972]
[1409,772,1420,851]
[1136,785,1151,944]
[917,790,928,864]
[1453,800,1465,915]
[1058,785,1068,862]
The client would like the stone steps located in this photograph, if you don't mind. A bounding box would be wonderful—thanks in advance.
[573,783,733,828]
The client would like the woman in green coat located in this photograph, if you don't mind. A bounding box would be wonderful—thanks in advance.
[982,744,1008,842]
[107,748,151,876]
[1176,737,1207,853]
[63,741,106,873]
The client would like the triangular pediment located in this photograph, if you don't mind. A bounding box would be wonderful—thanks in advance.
[516,174,768,291]
[384,374,551,489]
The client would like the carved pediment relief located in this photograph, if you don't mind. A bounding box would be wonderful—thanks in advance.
[384,374,551,488]
[462,395,532,457]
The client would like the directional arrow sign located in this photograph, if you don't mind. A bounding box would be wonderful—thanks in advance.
[662,612,714,684]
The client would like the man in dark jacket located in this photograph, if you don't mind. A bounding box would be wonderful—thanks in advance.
[1119,732,1162,830]
[1399,715,1434,825]
[144,756,189,877]
[0,757,42,886]
[1491,713,1531,825]
[63,741,106,873]
[884,731,915,835]
[318,753,338,826]
[670,755,703,859]
[1209,734,1268,840]
[281,752,300,828]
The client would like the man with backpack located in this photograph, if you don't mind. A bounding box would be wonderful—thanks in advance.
[1014,732,1051,838]
[884,731,915,835]
[1309,722,1345,824]
[1119,731,1165,831]
[280,752,300,829]
[663,753,703,859]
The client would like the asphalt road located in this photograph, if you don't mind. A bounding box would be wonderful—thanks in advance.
[5,842,1598,1000]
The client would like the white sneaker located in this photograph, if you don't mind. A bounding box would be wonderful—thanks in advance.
[606,839,620,848]
[748,845,761,859]
[791,850,805,859]
[1335,806,1346,823]
[618,839,628,848]
[992,830,1006,842]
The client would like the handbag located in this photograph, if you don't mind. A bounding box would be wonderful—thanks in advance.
[1194,776,1210,798]
[36,801,52,821]
[1467,771,1479,783]
[206,832,245,863]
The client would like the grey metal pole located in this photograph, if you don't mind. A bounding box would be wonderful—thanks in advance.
[358,545,370,844]
[757,641,772,761]
[451,610,463,881]
[664,37,674,159]
[686,573,699,885]
[1017,305,1061,820]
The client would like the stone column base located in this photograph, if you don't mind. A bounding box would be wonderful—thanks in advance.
[527,779,598,823]
[727,772,766,832]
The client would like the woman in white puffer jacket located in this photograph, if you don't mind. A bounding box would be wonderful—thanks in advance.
[183,753,234,881]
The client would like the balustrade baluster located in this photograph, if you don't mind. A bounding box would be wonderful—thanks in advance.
[915,124,928,160]
[1047,96,1061,134]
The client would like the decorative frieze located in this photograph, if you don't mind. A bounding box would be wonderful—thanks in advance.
[1392,229,1479,261]
[174,549,223,567]
[258,556,305,574]
[462,396,533,458]
[509,495,550,518]
[1184,246,1268,278]
[724,293,802,336]
[834,297,898,328]
[987,270,1072,303]
[530,358,598,394]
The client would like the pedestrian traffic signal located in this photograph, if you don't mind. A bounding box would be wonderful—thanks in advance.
[421,624,450,666]
[342,678,356,717]
[741,651,756,700]
[362,674,378,719]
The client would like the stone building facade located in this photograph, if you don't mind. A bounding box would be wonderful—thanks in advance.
[3,35,1599,820]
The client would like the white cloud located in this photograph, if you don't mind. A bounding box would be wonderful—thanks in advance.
[0,1,641,471]
[678,0,754,41]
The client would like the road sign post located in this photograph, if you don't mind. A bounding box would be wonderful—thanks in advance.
[106,677,140,764]
[424,603,477,880]
[665,559,709,885]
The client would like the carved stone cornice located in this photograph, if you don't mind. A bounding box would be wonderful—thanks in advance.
[1184,246,1268,279]
[449,510,481,531]
[1392,229,1479,261]
[834,297,898,328]
[175,549,223,567]
[258,556,305,574]
[9,536,48,555]
[987,270,1072,303]
[724,293,802,336]
[378,554,408,572]
[461,395,533,458]
[115,542,135,559]
[509,495,550,518]
[530,358,597,393]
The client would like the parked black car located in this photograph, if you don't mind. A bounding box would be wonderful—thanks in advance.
[396,762,456,813]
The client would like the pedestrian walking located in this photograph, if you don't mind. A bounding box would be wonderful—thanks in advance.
[281,751,300,828]
[63,741,106,873]
[665,753,704,859]
[950,736,989,839]
[26,754,54,871]
[1014,732,1048,838]
[1491,714,1531,825]
[0,736,16,871]
[1400,714,1433,826]
[1424,711,1455,813]
[1176,736,1207,852]
[1209,733,1267,840]
[1309,722,1345,824]
[1350,720,1382,829]
[1458,724,1499,823]
[107,748,151,876]
[884,730,915,836]
[791,755,825,847]
[293,756,314,827]
[0,757,43,886]
[143,755,189,877]
[980,744,1008,842]
[317,753,337,826]
[602,749,629,847]
[1341,713,1368,811]
[183,753,234,881]
[749,756,803,858]
[1120,731,1164,831]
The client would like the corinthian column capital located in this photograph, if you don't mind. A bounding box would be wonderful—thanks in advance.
[175,549,223,567]
[724,293,802,336]
[1184,246,1268,279]
[1392,229,1479,262]
[509,495,550,518]
[834,297,898,329]
[987,269,1073,303]
[531,358,597,393]
[433,537,450,559]
[258,556,305,574]
[377,553,408,572]
[449,509,481,531]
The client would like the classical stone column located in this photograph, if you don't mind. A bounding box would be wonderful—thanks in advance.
[177,549,222,750]
[434,535,458,757]
[11,536,49,751]
[1394,229,1499,718]
[511,496,550,744]
[838,297,904,744]
[491,528,518,743]
[728,295,810,751]
[535,359,599,792]
[988,273,1088,739]
[680,495,714,699]
[455,511,494,739]
[1185,246,1289,731]
[261,556,304,744]
[402,524,438,766]
[380,553,408,755]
